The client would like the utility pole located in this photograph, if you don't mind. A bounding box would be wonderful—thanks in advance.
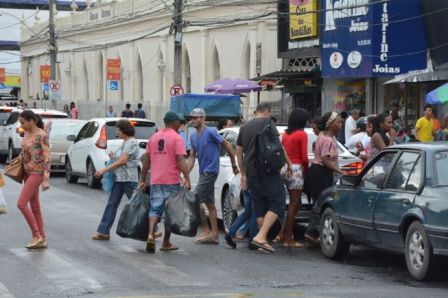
[49,0,57,108]
[173,0,184,86]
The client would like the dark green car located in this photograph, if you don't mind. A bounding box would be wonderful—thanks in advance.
[317,143,448,281]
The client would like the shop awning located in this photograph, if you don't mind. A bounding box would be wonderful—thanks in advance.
[251,70,319,81]
[384,69,448,84]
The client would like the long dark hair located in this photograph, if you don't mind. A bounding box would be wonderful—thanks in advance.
[285,108,308,134]
[373,112,391,145]
[20,110,44,129]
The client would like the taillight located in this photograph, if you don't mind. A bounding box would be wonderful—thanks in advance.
[342,162,363,176]
[95,126,107,149]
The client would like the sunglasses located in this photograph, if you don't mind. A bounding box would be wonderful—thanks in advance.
[158,139,165,151]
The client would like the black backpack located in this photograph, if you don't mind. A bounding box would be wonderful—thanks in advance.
[256,120,285,174]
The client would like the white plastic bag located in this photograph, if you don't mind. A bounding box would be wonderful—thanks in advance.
[0,189,7,215]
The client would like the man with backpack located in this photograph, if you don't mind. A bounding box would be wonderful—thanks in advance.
[236,103,292,253]
[134,103,146,119]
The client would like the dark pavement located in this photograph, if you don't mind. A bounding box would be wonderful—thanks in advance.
[1,170,448,298]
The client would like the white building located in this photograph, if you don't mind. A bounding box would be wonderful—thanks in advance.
[20,0,282,124]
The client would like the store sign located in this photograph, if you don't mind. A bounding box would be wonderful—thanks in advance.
[321,0,427,78]
[107,59,121,81]
[40,65,51,83]
[289,0,317,40]
[0,68,5,83]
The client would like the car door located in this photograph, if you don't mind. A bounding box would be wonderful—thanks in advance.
[1,112,18,151]
[373,151,423,249]
[70,122,92,173]
[78,121,100,172]
[338,151,398,244]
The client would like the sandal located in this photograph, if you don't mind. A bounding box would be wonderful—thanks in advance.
[304,234,320,247]
[284,241,305,248]
[272,236,283,243]
[146,239,156,253]
[160,245,178,251]
[251,240,275,253]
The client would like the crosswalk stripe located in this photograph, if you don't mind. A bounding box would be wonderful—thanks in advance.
[0,281,16,298]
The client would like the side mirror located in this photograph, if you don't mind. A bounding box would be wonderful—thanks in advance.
[66,135,76,142]
[340,175,358,187]
[139,142,147,149]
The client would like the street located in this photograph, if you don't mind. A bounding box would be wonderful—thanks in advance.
[1,170,448,298]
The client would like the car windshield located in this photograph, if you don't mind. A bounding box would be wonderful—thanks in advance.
[106,121,157,140]
[39,114,68,119]
[435,151,448,185]
[49,122,86,139]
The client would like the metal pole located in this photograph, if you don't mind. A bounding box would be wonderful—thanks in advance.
[173,0,183,86]
[49,0,57,109]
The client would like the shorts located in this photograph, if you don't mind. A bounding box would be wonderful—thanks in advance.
[195,173,218,205]
[149,184,181,218]
[248,174,285,218]
[281,164,304,190]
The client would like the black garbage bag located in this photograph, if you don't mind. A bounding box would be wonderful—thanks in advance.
[165,189,200,237]
[116,189,149,241]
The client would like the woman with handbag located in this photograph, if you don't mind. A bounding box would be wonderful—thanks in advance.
[91,119,140,241]
[16,110,51,249]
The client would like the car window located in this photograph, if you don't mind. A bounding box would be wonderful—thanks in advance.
[0,111,11,124]
[5,112,19,125]
[49,122,86,139]
[435,151,448,185]
[359,152,397,189]
[220,132,238,157]
[86,121,99,138]
[77,122,92,141]
[106,121,157,140]
[386,152,421,191]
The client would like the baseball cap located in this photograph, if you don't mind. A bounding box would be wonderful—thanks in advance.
[163,111,181,123]
[190,108,206,118]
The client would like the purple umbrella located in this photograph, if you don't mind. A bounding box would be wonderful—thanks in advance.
[204,78,262,94]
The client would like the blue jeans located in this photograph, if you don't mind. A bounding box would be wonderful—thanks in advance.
[228,191,252,237]
[97,181,137,235]
[149,184,181,218]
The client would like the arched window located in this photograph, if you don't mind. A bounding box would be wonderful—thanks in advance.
[183,49,191,93]
[134,53,143,101]
[212,46,220,82]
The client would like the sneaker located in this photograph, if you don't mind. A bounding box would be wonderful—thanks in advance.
[224,234,237,249]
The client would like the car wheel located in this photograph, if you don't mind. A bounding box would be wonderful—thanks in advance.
[65,158,78,184]
[405,221,435,281]
[320,208,349,260]
[222,188,237,233]
[87,160,101,189]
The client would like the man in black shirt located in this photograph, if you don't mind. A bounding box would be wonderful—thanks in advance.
[236,103,291,253]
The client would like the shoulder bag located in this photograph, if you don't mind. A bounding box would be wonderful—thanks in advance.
[4,155,24,184]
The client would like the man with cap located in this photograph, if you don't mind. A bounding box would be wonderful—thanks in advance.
[187,108,239,244]
[140,111,191,253]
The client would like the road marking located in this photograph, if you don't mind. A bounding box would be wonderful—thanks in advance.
[9,248,102,296]
[0,281,16,298]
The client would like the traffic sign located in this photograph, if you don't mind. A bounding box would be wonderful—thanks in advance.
[49,80,61,101]
[41,83,49,92]
[170,84,184,96]
[108,80,119,91]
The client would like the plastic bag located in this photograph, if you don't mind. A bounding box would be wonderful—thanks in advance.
[102,159,115,192]
[0,189,7,215]
[116,189,149,241]
[165,189,200,237]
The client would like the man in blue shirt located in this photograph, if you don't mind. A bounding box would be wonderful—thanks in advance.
[187,108,239,244]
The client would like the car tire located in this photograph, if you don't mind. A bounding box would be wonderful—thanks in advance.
[87,160,101,189]
[320,208,349,260]
[222,188,237,233]
[405,221,435,281]
[65,158,78,184]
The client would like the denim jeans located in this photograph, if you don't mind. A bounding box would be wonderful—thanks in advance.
[228,191,252,237]
[97,181,137,235]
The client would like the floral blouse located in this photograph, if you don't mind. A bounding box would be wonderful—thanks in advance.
[20,129,51,183]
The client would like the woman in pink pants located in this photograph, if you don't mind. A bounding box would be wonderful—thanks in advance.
[17,110,51,249]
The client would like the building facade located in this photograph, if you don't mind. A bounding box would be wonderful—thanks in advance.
[20,0,282,124]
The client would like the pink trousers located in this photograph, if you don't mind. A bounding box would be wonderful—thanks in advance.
[17,174,46,239]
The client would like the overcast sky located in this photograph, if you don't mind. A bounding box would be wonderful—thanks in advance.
[0,1,95,74]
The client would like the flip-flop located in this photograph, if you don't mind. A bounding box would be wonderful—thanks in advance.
[154,232,163,239]
[251,240,275,253]
[160,245,178,251]
[304,234,320,246]
[146,239,156,253]
[197,238,219,245]
[272,236,283,243]
[284,241,305,248]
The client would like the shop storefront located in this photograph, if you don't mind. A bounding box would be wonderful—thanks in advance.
[321,0,428,116]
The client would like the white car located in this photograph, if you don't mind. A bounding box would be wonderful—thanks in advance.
[65,118,157,188]
[0,108,68,163]
[189,126,363,231]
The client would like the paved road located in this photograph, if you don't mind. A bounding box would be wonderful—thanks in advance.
[1,170,448,298]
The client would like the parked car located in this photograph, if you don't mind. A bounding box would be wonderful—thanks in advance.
[46,119,87,171]
[65,118,157,188]
[317,143,448,281]
[189,126,363,231]
[0,108,68,163]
